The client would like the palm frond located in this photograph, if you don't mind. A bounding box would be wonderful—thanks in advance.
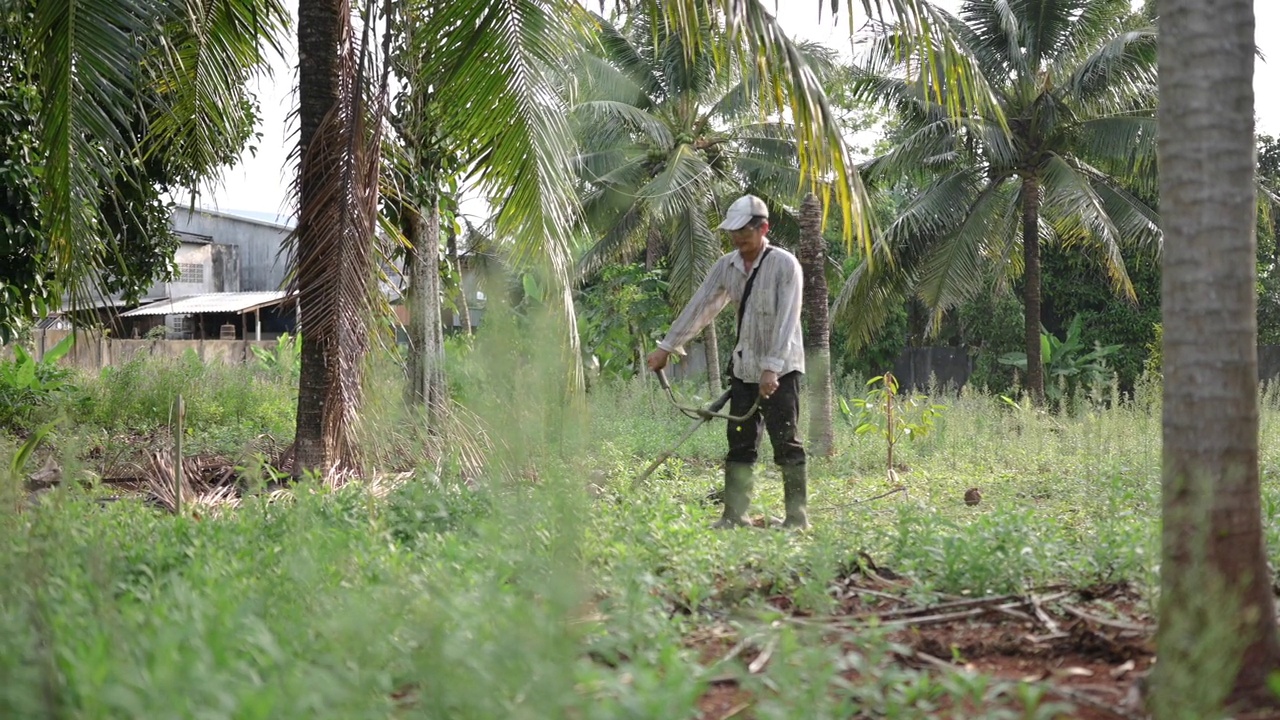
[572,51,653,107]
[666,200,718,302]
[574,100,674,146]
[590,11,664,99]
[1057,0,1135,62]
[1072,114,1158,187]
[32,0,156,309]
[830,255,916,351]
[149,0,290,185]
[1065,29,1157,105]
[958,0,1028,79]
[1069,158,1162,253]
[576,199,648,279]
[636,144,713,226]
[1038,153,1135,299]
[916,176,1021,309]
[423,0,588,382]
[879,169,982,250]
[860,118,958,182]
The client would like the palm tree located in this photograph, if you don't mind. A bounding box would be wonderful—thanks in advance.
[835,0,1160,404]
[570,12,834,391]
[797,193,834,456]
[390,5,454,424]
[1152,0,1280,714]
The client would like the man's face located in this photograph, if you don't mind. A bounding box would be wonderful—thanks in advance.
[729,220,768,255]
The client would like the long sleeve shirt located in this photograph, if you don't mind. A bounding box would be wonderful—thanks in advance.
[657,239,806,382]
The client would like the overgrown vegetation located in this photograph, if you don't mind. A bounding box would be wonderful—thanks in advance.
[1,350,1255,717]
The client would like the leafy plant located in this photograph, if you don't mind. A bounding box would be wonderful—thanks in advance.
[0,334,74,430]
[577,264,669,380]
[840,372,945,482]
[251,333,301,381]
[998,316,1121,407]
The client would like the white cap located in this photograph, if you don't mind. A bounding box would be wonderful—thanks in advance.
[717,194,769,231]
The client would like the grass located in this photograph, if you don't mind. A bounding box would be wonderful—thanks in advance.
[7,356,1280,718]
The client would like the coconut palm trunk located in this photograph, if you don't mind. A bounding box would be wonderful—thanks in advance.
[1153,0,1280,714]
[798,193,834,456]
[1020,175,1044,404]
[291,0,387,478]
[293,0,343,476]
[405,196,447,420]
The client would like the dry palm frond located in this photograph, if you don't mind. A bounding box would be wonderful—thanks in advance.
[366,471,414,499]
[145,451,241,514]
[285,0,393,481]
[354,397,507,486]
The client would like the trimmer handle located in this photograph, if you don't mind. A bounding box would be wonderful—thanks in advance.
[654,367,672,393]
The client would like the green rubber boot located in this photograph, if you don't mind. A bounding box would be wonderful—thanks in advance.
[780,464,809,530]
[712,462,754,529]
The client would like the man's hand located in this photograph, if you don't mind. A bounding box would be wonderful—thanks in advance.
[647,348,671,372]
[759,370,779,399]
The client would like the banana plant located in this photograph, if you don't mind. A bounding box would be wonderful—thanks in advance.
[999,315,1122,405]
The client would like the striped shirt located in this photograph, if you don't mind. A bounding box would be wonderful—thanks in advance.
[658,239,805,382]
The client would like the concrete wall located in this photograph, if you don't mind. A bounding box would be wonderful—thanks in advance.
[170,208,293,292]
[24,330,275,372]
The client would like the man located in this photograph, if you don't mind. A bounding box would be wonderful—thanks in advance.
[646,194,808,529]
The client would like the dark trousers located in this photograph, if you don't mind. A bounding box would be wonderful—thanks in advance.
[725,371,806,466]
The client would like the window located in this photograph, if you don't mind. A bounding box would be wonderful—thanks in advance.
[167,315,191,337]
[177,263,204,284]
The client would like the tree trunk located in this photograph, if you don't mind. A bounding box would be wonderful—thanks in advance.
[798,193,834,457]
[1153,0,1280,715]
[1020,175,1045,405]
[292,0,342,477]
[703,323,721,392]
[448,225,472,334]
[405,199,447,423]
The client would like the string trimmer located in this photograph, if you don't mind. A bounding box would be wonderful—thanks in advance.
[632,368,759,488]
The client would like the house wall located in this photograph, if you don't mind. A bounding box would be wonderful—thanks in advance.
[139,241,241,301]
[170,208,292,292]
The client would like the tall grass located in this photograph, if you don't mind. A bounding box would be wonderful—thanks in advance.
[71,350,296,454]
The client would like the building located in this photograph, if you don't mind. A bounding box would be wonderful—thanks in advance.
[115,207,298,340]
[48,206,488,341]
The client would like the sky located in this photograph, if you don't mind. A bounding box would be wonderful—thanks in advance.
[191,1,1280,225]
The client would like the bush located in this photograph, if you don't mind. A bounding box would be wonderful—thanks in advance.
[0,335,75,431]
[959,286,1025,394]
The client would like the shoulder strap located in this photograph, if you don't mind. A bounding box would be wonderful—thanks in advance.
[736,247,773,339]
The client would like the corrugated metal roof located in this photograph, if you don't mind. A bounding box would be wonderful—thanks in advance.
[120,292,294,317]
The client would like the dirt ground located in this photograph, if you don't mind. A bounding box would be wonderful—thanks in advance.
[689,562,1157,720]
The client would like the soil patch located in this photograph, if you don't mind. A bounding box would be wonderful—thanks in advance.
[690,567,1155,719]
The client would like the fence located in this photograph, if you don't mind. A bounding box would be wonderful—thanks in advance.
[12,330,276,371]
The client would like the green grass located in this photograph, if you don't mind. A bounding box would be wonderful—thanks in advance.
[7,364,1280,718]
